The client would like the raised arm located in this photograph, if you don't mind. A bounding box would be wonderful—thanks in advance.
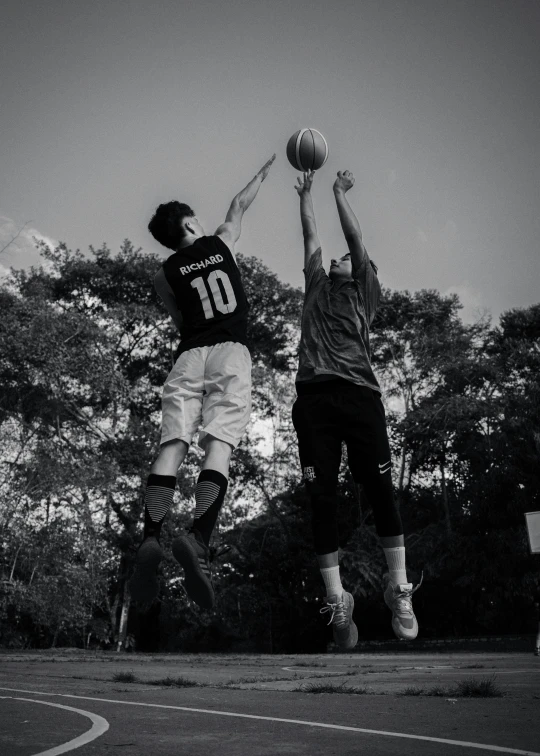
[216,154,276,252]
[295,170,321,266]
[333,170,369,271]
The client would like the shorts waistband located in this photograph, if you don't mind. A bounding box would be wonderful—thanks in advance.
[295,378,376,397]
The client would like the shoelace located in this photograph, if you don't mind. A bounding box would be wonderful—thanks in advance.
[197,555,212,578]
[209,544,231,562]
[195,542,231,579]
[320,599,348,628]
[188,529,231,564]
[393,572,424,614]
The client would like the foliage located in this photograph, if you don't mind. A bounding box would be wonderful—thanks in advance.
[1,240,539,650]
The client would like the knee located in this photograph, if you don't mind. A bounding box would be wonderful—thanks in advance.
[203,437,233,473]
[152,439,188,475]
[305,480,337,515]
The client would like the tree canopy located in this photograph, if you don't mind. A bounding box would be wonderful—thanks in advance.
[1,241,538,651]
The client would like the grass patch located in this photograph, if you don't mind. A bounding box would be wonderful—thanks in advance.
[400,676,503,698]
[148,676,199,688]
[112,671,138,683]
[295,681,370,695]
[221,674,300,685]
[455,677,503,697]
[400,686,424,696]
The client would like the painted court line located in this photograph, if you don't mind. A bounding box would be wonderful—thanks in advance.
[0,686,538,756]
[0,695,109,755]
[282,666,338,673]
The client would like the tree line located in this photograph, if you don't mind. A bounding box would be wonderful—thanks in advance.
[1,240,538,652]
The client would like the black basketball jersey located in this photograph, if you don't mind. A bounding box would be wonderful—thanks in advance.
[162,235,249,357]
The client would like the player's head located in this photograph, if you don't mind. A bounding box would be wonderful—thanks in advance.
[329,253,353,281]
[329,254,379,281]
[148,201,204,250]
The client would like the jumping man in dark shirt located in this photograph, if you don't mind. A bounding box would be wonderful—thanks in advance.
[292,168,421,649]
[130,154,276,609]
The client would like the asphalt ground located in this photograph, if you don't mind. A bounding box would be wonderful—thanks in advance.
[0,650,539,755]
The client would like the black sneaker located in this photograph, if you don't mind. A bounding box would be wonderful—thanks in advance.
[129,536,164,602]
[172,529,215,609]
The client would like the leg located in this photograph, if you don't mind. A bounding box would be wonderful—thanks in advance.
[344,390,406,582]
[151,438,189,477]
[130,350,203,603]
[535,602,540,655]
[292,389,358,650]
[292,393,342,567]
[192,342,250,545]
[172,343,252,609]
[141,439,188,541]
[202,436,233,476]
[191,436,233,544]
[170,438,233,610]
[345,389,419,641]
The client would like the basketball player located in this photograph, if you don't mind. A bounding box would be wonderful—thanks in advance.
[292,168,421,649]
[130,154,276,609]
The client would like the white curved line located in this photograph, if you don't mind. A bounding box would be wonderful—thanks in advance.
[282,666,336,674]
[0,686,537,756]
[295,128,308,171]
[1,696,109,756]
[310,128,329,167]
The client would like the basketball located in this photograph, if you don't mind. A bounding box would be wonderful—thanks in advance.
[286,128,329,172]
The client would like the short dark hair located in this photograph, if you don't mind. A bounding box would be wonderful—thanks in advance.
[148,201,195,250]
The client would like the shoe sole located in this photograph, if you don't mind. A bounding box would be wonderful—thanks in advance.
[334,619,358,650]
[384,587,418,641]
[332,592,358,650]
[129,538,163,603]
[172,536,214,610]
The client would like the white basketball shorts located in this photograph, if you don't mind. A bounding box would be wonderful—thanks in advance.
[160,341,252,450]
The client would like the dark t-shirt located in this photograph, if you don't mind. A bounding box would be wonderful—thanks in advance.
[161,236,249,357]
[296,247,381,392]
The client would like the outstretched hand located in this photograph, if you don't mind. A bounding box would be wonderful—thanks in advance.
[257,154,276,181]
[294,170,316,195]
[333,170,355,193]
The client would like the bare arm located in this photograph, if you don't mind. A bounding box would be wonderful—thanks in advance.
[295,170,321,265]
[154,268,183,332]
[216,154,276,251]
[333,170,369,271]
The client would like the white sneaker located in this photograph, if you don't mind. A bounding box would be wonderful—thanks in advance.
[320,591,358,650]
[384,576,422,640]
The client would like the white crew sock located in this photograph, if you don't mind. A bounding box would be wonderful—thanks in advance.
[383,546,408,587]
[320,565,344,599]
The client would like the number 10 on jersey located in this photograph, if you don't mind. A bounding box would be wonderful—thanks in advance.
[191,270,237,320]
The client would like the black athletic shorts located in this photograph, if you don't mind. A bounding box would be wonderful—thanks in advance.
[292,378,392,490]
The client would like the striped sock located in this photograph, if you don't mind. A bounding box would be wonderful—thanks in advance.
[143,474,176,540]
[192,469,228,546]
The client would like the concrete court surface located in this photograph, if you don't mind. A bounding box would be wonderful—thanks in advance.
[0,650,539,755]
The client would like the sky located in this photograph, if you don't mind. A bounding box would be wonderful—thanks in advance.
[1,0,539,324]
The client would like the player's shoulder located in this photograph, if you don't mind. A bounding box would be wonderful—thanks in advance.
[212,231,237,257]
[304,247,327,281]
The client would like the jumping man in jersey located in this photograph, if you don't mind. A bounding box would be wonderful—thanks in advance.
[130,154,276,609]
[292,168,421,649]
